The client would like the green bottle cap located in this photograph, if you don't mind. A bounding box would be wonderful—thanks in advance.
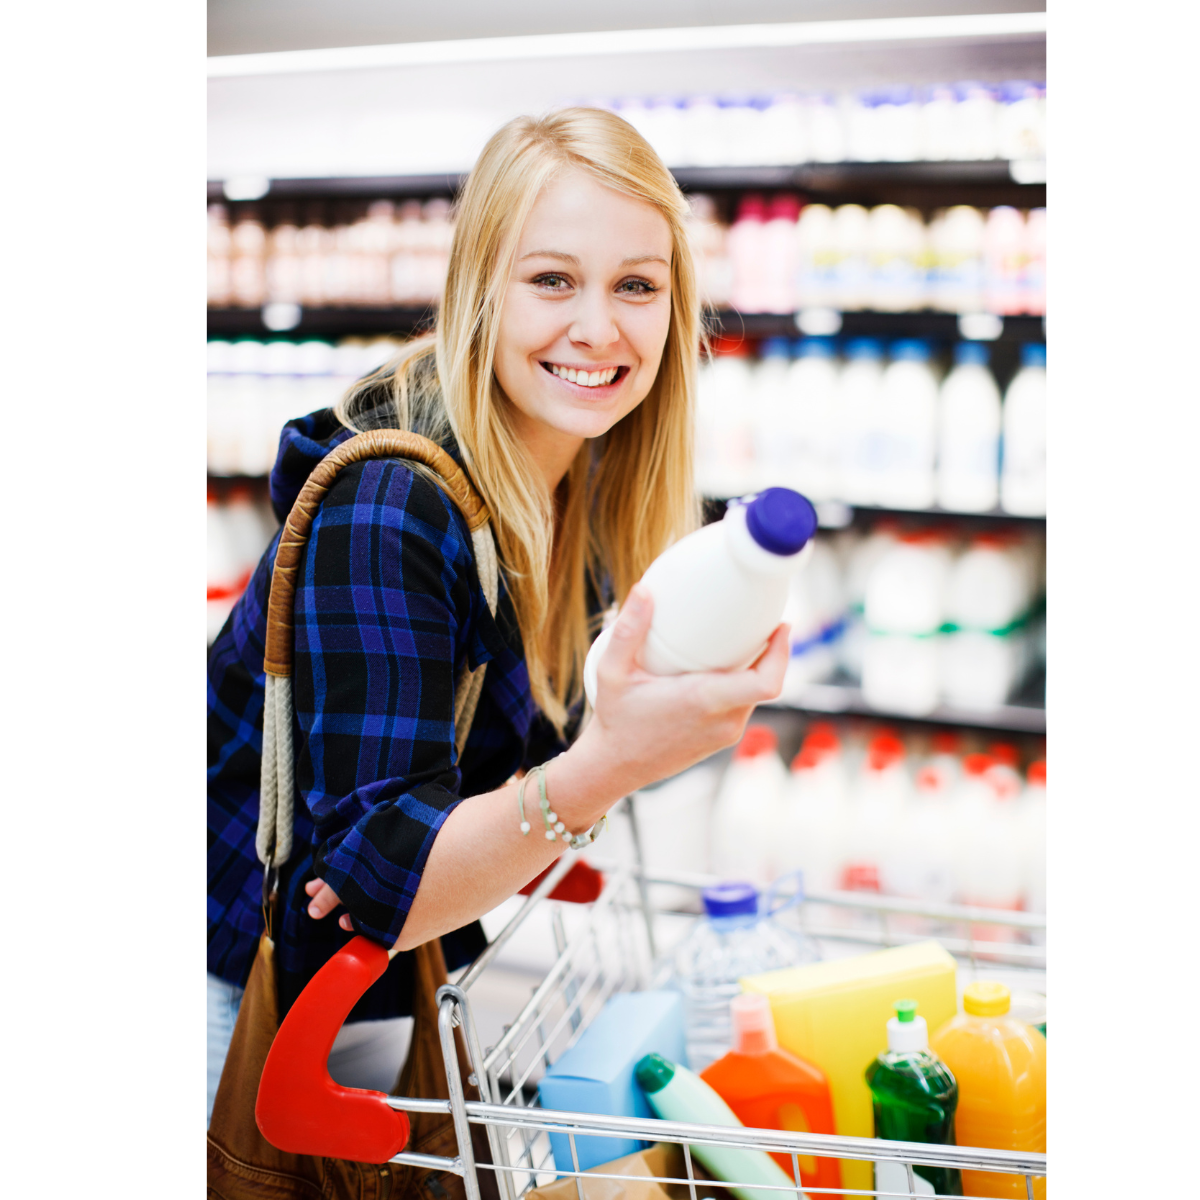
[634,1053,676,1094]
[894,1000,919,1023]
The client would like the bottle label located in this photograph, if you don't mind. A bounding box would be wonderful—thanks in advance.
[875,1159,935,1197]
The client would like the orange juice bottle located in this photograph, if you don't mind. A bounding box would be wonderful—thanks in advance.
[929,981,1046,1198]
[701,993,842,1196]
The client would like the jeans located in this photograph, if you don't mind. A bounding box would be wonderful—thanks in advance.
[207,972,414,1128]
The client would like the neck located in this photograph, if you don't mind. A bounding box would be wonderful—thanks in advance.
[511,411,586,494]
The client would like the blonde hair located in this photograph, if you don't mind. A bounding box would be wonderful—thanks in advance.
[337,108,701,731]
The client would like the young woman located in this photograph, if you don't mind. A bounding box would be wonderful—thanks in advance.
[206,108,789,1120]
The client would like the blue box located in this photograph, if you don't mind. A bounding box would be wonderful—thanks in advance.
[537,990,686,1172]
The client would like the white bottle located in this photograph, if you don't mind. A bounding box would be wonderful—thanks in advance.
[789,337,840,500]
[805,93,846,163]
[761,93,808,165]
[867,204,928,312]
[955,757,1024,913]
[795,203,837,309]
[831,204,871,311]
[861,533,950,716]
[761,194,802,314]
[997,80,1046,160]
[1000,343,1047,516]
[728,194,768,313]
[941,533,1031,707]
[842,733,911,892]
[778,740,846,894]
[695,340,756,498]
[710,725,789,882]
[583,489,818,705]
[751,338,796,491]
[951,82,1000,161]
[936,342,1001,512]
[929,206,986,313]
[876,339,938,510]
[1023,209,1046,316]
[839,519,901,680]
[876,85,921,161]
[917,84,957,161]
[883,763,956,903]
[1019,759,1047,917]
[983,207,1027,316]
[837,337,885,505]
[780,535,844,689]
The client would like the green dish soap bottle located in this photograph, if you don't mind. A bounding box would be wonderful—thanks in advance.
[864,1000,962,1197]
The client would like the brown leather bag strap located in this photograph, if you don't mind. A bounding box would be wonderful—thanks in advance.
[264,429,491,678]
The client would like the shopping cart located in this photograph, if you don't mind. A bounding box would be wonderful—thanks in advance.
[272,795,1048,1200]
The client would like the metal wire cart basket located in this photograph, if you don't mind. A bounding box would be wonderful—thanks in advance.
[377,796,1047,1200]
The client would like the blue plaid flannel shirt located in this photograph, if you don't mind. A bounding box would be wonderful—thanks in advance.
[207,409,571,1020]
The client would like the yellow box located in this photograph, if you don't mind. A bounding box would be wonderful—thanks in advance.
[741,940,958,1195]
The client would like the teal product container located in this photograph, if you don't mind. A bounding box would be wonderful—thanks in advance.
[635,1053,799,1200]
[864,1000,962,1196]
[538,991,686,1171]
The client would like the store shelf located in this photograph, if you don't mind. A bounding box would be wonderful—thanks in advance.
[770,672,1046,734]
[208,306,1045,342]
[206,160,1045,204]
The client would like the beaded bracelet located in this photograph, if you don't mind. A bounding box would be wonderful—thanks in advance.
[516,763,608,850]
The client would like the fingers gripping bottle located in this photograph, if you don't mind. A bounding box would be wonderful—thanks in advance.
[584,489,819,705]
[865,1001,962,1197]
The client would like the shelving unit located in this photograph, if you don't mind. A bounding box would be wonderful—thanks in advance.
[207,305,1045,342]
[770,672,1046,734]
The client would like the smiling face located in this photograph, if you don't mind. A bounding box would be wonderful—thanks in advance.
[493,168,674,483]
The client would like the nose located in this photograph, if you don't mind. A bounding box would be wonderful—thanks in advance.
[567,285,620,350]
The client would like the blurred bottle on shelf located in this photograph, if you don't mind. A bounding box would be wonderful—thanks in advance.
[1000,343,1047,516]
[876,339,939,510]
[936,342,1002,513]
[781,535,845,688]
[727,194,768,314]
[929,205,986,313]
[867,205,928,313]
[842,732,910,892]
[831,204,871,311]
[1019,759,1047,921]
[694,336,756,498]
[779,727,848,895]
[788,337,841,501]
[710,725,788,882]
[751,338,796,491]
[951,82,1000,161]
[837,337,886,506]
[951,754,1024,921]
[229,206,268,308]
[795,203,837,310]
[997,81,1047,160]
[983,207,1028,316]
[761,194,803,314]
[208,204,233,306]
[862,532,951,716]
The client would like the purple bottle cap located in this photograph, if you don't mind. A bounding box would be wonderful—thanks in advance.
[702,881,760,918]
[745,488,818,557]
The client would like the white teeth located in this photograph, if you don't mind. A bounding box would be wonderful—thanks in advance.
[549,364,619,387]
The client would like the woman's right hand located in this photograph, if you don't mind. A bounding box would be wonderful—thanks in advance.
[556,584,789,816]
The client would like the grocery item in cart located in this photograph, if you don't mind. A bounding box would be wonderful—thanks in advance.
[710,725,787,882]
[539,991,687,1172]
[929,982,1047,1198]
[635,1053,799,1200]
[671,879,818,1073]
[583,488,818,706]
[700,993,841,1195]
[741,940,957,1196]
[865,1000,963,1197]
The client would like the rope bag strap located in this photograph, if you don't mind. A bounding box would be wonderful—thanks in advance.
[256,430,500,870]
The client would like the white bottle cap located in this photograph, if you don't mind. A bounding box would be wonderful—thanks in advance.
[886,1000,929,1053]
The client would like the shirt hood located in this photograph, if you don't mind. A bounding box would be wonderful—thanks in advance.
[268,409,356,524]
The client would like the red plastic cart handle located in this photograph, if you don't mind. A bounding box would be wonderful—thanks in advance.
[256,935,411,1163]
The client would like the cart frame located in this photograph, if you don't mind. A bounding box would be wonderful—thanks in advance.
[379,797,1047,1200]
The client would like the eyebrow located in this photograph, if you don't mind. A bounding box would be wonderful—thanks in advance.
[520,250,670,268]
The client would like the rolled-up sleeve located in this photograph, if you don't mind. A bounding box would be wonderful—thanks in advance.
[292,457,488,945]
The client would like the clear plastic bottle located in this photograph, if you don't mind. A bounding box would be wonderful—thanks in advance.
[1000,343,1047,516]
[936,342,1001,513]
[672,880,818,1072]
[865,1001,962,1197]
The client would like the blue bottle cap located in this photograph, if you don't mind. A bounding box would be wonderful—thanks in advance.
[760,336,792,360]
[744,488,818,556]
[891,339,932,362]
[845,337,884,361]
[795,337,836,359]
[702,881,760,918]
[954,341,990,366]
[1020,343,1047,368]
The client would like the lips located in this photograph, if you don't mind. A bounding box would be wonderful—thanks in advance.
[542,362,627,389]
